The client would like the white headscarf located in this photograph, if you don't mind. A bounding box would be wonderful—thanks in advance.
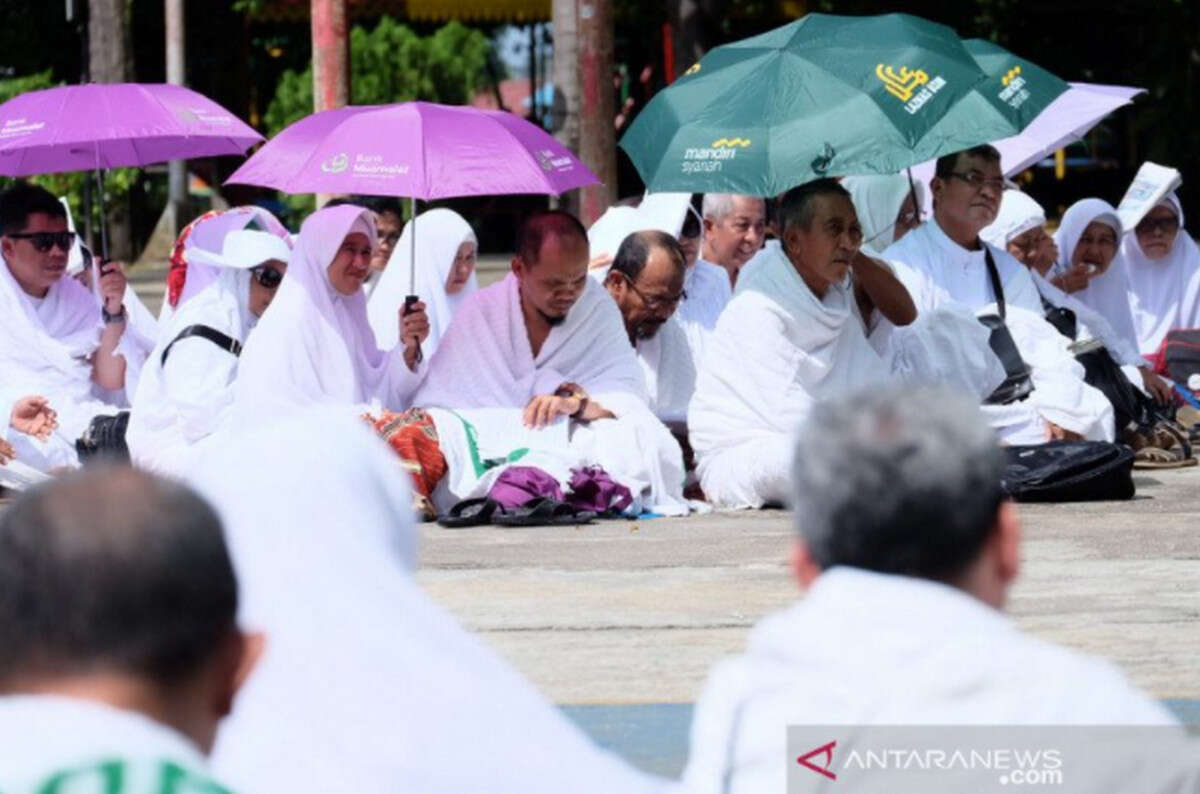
[368,208,476,356]
[233,204,401,421]
[128,218,291,472]
[1120,192,1200,354]
[842,174,925,255]
[979,189,1046,250]
[191,409,665,794]
[1052,198,1141,356]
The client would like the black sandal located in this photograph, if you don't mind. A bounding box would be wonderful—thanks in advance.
[491,497,596,527]
[438,497,500,528]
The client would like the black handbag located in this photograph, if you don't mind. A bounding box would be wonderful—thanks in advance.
[1001,441,1135,502]
[75,411,131,463]
[980,247,1035,405]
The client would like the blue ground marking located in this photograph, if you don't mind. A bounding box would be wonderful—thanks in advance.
[562,701,1200,778]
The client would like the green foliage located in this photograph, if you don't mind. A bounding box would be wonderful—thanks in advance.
[261,18,494,214]
[0,72,139,235]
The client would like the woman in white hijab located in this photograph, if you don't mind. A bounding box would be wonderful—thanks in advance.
[841,173,923,256]
[367,207,476,358]
[1120,192,1200,356]
[191,409,665,794]
[233,204,430,423]
[981,191,1172,403]
[127,212,292,476]
[1052,198,1141,356]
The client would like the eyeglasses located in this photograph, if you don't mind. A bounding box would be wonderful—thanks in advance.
[5,231,75,253]
[1136,216,1180,236]
[947,171,1005,193]
[250,265,284,289]
[620,272,686,312]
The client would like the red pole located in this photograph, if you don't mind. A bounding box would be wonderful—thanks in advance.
[311,0,349,114]
[311,0,349,206]
[662,22,675,85]
[577,0,616,226]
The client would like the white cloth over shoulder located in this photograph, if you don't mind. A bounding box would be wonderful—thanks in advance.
[676,257,732,361]
[416,273,648,413]
[234,205,425,423]
[0,696,224,794]
[368,208,476,356]
[689,246,891,509]
[0,254,137,469]
[192,410,665,794]
[1052,198,1142,358]
[128,222,291,476]
[843,173,924,256]
[1121,193,1200,355]
[682,567,1180,794]
[635,315,696,424]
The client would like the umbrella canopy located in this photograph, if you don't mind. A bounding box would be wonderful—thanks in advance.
[908,81,1143,215]
[620,12,1028,195]
[224,101,597,199]
[0,83,262,176]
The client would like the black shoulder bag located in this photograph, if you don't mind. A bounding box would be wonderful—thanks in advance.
[160,324,243,366]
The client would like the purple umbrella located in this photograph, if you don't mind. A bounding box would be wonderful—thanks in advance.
[0,83,263,255]
[226,101,599,360]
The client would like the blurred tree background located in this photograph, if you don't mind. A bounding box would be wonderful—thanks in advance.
[0,0,1196,255]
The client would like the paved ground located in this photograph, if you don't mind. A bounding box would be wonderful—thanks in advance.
[417,468,1200,707]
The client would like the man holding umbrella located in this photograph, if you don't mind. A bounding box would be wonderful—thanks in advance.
[0,183,139,468]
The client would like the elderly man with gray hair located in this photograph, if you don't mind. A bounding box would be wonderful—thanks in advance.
[682,384,1177,794]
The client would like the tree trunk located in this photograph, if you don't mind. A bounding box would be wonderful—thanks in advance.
[577,0,616,224]
[88,0,134,260]
[552,0,580,216]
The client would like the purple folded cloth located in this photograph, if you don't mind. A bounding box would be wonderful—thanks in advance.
[487,466,563,510]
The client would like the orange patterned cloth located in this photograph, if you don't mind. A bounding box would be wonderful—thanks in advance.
[365,408,448,517]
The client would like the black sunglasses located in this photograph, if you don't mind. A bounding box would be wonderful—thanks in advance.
[6,231,75,253]
[250,265,284,289]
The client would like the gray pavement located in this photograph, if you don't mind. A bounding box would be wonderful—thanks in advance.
[417,469,1200,706]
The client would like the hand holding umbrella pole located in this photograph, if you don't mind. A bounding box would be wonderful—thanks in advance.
[405,196,422,364]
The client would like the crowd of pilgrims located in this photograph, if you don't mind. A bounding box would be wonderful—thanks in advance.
[2,142,1199,512]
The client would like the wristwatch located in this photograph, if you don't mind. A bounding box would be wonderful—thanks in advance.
[101,304,127,324]
[555,383,589,418]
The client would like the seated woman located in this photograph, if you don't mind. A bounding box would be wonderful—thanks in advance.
[127,215,292,475]
[233,204,430,424]
[1120,191,1200,357]
[367,208,476,358]
[982,190,1171,405]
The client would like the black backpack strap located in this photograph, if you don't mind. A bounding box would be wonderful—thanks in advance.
[161,324,242,366]
[983,245,1006,319]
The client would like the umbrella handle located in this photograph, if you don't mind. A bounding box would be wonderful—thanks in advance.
[404,294,423,364]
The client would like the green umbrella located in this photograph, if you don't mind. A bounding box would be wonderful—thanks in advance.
[916,38,1070,151]
[620,13,1060,195]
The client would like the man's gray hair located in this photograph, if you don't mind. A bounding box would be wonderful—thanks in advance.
[701,193,737,221]
[792,384,1005,582]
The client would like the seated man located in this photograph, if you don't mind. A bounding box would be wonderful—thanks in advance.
[0,466,260,791]
[683,385,1180,794]
[883,145,1114,444]
[0,183,145,469]
[672,194,761,360]
[603,230,694,427]
[688,179,914,509]
[414,210,687,513]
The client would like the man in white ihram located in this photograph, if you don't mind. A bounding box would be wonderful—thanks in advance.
[682,384,1187,794]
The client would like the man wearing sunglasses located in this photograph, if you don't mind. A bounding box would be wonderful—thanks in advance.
[0,183,137,469]
[883,146,1114,445]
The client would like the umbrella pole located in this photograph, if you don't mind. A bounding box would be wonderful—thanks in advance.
[404,195,422,364]
[93,166,110,261]
[905,167,922,224]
